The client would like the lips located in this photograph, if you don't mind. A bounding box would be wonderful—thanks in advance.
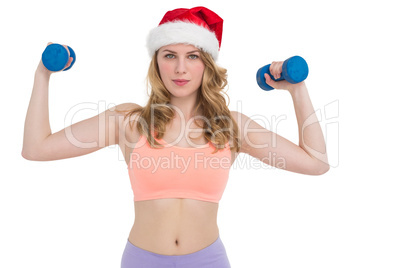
[173,79,189,86]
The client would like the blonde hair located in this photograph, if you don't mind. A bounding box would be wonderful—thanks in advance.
[118,49,240,154]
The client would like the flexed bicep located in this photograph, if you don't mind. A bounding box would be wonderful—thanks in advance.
[23,104,125,161]
[235,111,326,175]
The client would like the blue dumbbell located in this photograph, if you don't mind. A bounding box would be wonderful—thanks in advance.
[41,43,76,72]
[256,55,308,91]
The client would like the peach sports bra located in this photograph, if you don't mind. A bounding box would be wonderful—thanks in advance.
[127,135,232,203]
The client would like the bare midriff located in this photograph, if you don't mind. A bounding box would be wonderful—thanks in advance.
[128,198,220,255]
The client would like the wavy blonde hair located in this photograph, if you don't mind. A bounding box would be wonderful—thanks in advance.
[118,49,240,154]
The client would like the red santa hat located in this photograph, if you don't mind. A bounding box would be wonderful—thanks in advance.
[146,6,223,61]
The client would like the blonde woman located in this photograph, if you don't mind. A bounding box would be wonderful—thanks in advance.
[22,6,329,268]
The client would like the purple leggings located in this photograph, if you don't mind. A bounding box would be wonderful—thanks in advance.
[121,236,231,268]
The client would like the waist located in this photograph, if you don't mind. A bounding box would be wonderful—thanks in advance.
[129,198,220,255]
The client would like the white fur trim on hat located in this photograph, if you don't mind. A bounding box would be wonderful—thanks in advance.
[146,21,219,60]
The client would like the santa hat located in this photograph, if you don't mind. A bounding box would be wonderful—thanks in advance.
[146,6,223,61]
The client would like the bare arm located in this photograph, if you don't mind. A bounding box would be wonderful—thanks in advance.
[22,44,130,161]
[236,61,329,175]
[22,68,53,156]
[289,83,328,166]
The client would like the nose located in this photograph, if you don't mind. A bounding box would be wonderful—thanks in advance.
[175,58,187,74]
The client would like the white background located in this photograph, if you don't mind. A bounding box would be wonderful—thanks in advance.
[1,0,401,267]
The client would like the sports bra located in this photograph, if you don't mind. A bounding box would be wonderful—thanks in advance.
[127,134,232,203]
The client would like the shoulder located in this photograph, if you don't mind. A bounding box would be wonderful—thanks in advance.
[229,110,249,149]
[109,102,143,130]
[230,110,250,121]
[230,110,268,153]
[111,103,143,143]
[113,102,142,112]
[230,110,251,133]
[110,102,143,119]
[230,110,243,132]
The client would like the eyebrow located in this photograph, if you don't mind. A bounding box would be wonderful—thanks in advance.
[161,49,200,54]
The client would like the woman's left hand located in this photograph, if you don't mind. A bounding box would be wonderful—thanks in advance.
[264,61,305,93]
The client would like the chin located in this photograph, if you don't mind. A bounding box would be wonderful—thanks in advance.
[167,87,199,99]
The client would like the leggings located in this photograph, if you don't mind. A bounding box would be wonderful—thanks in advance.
[121,236,231,268]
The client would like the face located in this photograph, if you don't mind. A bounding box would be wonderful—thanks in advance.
[156,44,205,99]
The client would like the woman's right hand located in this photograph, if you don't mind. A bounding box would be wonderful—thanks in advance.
[36,42,74,76]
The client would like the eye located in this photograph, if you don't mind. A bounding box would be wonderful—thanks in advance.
[165,54,175,59]
[189,54,199,60]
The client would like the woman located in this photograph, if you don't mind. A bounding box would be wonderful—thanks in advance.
[22,6,329,268]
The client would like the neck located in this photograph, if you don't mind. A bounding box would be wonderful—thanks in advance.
[169,94,201,121]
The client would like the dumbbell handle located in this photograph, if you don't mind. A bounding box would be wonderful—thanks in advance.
[256,55,308,91]
[41,44,76,72]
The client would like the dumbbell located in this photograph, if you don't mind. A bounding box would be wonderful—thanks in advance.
[256,55,308,91]
[41,43,76,72]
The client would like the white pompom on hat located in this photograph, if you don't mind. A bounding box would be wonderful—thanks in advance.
[146,6,223,60]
